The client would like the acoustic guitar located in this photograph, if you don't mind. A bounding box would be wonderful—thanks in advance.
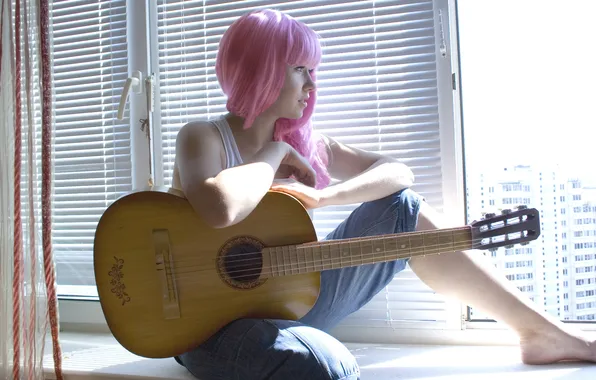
[93,187,540,358]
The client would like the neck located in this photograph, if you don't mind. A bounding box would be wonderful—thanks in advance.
[226,112,278,151]
[261,226,475,278]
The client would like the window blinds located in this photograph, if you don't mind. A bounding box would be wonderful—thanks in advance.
[50,0,130,292]
[152,0,456,333]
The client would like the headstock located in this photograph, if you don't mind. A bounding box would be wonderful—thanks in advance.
[470,206,541,251]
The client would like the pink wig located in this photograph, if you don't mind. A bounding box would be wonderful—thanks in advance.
[215,9,331,189]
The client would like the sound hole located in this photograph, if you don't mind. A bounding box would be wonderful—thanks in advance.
[217,236,267,290]
[224,243,262,283]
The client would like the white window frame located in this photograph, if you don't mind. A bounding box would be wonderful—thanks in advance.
[57,0,596,343]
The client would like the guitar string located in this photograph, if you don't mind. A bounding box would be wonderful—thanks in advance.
[154,239,514,282]
[152,223,523,265]
[119,239,480,289]
[178,234,490,270]
[159,230,526,270]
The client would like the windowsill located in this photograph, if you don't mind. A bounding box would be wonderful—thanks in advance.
[43,331,596,380]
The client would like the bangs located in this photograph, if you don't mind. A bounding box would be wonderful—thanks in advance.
[286,22,322,69]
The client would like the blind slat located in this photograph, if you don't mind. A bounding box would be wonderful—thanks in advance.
[41,0,132,291]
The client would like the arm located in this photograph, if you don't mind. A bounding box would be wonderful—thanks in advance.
[318,135,414,207]
[176,122,289,228]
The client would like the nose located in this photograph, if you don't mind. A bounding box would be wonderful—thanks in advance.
[304,71,316,92]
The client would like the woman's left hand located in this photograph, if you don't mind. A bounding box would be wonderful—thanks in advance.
[270,178,323,209]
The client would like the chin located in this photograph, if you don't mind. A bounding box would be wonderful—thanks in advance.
[281,111,303,120]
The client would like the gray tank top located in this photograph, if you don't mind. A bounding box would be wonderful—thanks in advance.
[211,115,314,220]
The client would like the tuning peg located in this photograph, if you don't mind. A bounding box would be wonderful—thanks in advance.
[517,205,527,210]
[505,244,514,249]
[501,209,511,215]
[484,213,496,219]
[521,242,529,246]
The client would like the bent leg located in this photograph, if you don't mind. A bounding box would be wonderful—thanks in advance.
[299,188,424,331]
[409,201,596,364]
[176,318,360,380]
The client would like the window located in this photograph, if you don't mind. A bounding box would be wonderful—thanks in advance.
[46,0,464,337]
[458,0,596,323]
[44,0,595,339]
[151,0,461,340]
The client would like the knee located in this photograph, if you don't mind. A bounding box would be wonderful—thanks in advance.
[391,187,425,232]
[262,320,361,380]
[178,318,360,380]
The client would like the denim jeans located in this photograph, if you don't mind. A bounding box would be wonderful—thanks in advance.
[175,188,424,380]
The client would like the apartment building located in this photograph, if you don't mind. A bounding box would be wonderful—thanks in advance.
[466,165,596,321]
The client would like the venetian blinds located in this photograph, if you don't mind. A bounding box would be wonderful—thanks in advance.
[152,0,457,335]
[50,0,131,293]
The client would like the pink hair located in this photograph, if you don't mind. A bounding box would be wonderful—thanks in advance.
[215,9,331,189]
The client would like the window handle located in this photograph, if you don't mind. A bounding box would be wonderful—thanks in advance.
[117,70,143,120]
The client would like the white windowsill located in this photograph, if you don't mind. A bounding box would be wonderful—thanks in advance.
[43,331,596,380]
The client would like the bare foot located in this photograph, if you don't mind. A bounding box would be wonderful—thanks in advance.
[520,326,596,364]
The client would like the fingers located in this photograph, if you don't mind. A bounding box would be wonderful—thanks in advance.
[295,168,316,188]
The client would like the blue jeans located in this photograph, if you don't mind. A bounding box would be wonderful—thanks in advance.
[176,189,424,380]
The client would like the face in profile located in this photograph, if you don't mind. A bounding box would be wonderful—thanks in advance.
[267,65,316,120]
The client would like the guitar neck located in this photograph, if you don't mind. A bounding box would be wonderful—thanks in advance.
[263,226,474,277]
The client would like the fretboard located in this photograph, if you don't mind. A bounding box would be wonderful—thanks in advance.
[264,226,472,277]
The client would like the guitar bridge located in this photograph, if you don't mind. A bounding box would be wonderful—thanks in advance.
[153,229,181,319]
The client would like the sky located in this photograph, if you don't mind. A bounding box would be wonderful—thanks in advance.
[457,1,596,184]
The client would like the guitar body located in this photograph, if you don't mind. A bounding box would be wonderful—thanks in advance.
[94,187,320,358]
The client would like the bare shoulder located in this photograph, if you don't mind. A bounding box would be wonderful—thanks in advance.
[174,120,225,189]
[176,120,221,147]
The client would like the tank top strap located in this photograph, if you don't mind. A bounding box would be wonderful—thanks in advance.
[211,116,243,169]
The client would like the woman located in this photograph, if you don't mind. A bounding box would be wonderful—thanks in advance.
[172,9,595,380]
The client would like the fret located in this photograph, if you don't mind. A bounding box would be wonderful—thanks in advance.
[349,240,361,265]
[435,232,453,254]
[452,228,472,251]
[361,240,373,265]
[274,247,282,276]
[424,231,439,256]
[269,248,276,277]
[372,238,385,263]
[294,247,308,273]
[281,246,287,276]
[283,246,290,275]
[276,246,282,275]
[322,244,331,270]
[323,245,330,270]
[438,231,454,252]
[313,245,322,271]
[340,241,350,268]
[303,245,312,273]
[288,246,296,274]
[408,233,424,258]
[284,246,290,275]
[385,236,399,260]
[331,244,340,269]
[288,246,293,274]
[293,246,299,274]
[295,246,301,274]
